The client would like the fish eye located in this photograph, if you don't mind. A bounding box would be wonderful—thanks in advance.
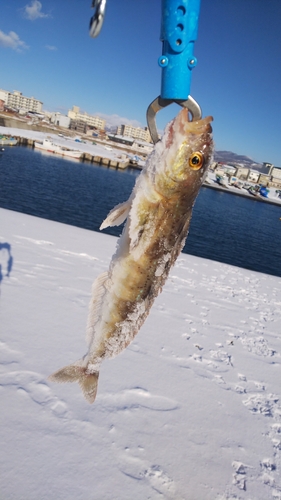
[189,152,204,170]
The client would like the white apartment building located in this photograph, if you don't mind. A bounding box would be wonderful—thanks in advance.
[68,106,106,130]
[0,89,43,112]
[116,124,151,143]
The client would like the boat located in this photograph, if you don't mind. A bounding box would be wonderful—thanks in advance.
[248,185,260,197]
[232,180,244,189]
[0,136,18,146]
[259,186,270,198]
[204,175,212,185]
[34,138,82,159]
[216,174,229,188]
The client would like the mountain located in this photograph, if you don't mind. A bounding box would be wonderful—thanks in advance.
[214,150,265,170]
[105,125,118,134]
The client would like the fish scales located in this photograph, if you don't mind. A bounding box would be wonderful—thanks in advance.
[49,108,214,403]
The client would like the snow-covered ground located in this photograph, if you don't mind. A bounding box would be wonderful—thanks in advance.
[1,207,281,500]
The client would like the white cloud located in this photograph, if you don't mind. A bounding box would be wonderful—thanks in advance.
[96,112,143,129]
[0,30,29,51]
[24,0,49,20]
[45,45,57,51]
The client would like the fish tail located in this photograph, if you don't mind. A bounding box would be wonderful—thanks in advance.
[49,362,99,404]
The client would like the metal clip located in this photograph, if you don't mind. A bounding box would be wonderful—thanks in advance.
[146,95,202,144]
[89,0,107,38]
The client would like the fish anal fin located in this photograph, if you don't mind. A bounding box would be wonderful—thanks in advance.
[49,363,99,404]
[100,200,131,230]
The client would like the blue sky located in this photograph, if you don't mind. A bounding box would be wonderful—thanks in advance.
[1,0,281,166]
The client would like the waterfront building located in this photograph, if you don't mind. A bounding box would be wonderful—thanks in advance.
[260,163,281,188]
[69,119,88,134]
[263,162,274,172]
[259,174,271,186]
[116,124,152,143]
[50,112,71,128]
[0,89,43,112]
[248,170,260,183]
[270,166,281,188]
[107,134,135,146]
[68,106,105,130]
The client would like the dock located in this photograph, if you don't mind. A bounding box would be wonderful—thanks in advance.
[15,136,131,169]
[203,177,281,206]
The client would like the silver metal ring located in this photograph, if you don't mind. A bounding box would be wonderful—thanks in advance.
[146,96,202,144]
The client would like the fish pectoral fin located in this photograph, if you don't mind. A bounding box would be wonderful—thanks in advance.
[49,362,99,404]
[100,199,131,230]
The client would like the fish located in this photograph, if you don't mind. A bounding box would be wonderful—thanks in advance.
[49,108,214,403]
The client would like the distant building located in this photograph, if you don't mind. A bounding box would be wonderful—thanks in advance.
[68,106,105,130]
[247,170,260,183]
[117,124,152,143]
[0,89,9,103]
[0,89,43,112]
[235,167,249,180]
[262,162,274,171]
[258,174,271,186]
[107,134,134,146]
[69,119,88,134]
[260,163,281,187]
[270,166,281,187]
[50,112,70,128]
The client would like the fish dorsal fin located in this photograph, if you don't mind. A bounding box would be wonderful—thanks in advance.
[86,271,109,346]
[100,199,131,230]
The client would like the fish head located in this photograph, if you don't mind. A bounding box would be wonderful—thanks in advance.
[155,108,214,197]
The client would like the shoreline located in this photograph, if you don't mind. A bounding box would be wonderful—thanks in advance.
[0,124,146,169]
[202,180,281,206]
[1,123,281,206]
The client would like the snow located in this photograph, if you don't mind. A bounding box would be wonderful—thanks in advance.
[1,207,281,500]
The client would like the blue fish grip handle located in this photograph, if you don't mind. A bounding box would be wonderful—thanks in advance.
[159,0,201,100]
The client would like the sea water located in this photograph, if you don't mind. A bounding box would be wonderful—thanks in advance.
[0,146,280,277]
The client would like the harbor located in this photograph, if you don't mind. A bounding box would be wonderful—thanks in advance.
[0,123,281,206]
[205,161,281,206]
[1,133,133,169]
[203,170,281,206]
[1,143,280,278]
[0,114,149,170]
[1,126,281,207]
[17,135,132,169]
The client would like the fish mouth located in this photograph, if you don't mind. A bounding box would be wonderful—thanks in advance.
[178,108,213,135]
[163,109,213,150]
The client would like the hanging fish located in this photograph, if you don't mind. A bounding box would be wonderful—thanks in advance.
[49,108,214,403]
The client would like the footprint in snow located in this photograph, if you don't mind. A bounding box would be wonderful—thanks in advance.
[119,454,182,499]
[0,341,22,366]
[0,368,69,418]
[239,335,276,357]
[242,392,280,418]
[232,461,249,491]
[99,387,179,412]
